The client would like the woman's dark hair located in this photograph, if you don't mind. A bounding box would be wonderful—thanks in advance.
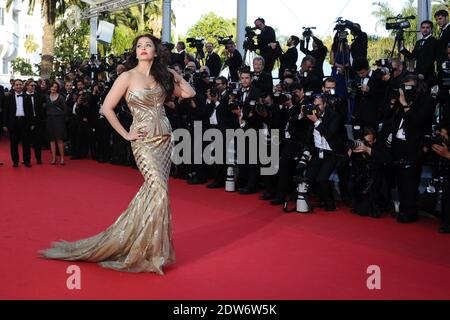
[126,34,174,100]
[50,81,61,92]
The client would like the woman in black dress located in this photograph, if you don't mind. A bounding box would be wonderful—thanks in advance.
[45,82,67,165]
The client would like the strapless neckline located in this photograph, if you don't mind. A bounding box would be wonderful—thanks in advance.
[127,85,162,103]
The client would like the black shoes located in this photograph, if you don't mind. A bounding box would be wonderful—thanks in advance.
[13,163,19,168]
[396,213,418,224]
[24,163,32,168]
[439,225,450,234]
[237,187,257,195]
[207,181,225,189]
[260,192,275,201]
[188,177,207,185]
[36,159,42,165]
[270,198,285,206]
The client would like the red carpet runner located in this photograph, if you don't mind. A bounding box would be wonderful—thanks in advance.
[1,140,449,300]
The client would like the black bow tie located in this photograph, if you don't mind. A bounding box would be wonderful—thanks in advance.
[16,94,24,97]
[242,89,249,93]
[27,94,35,97]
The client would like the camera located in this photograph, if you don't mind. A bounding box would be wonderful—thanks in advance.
[162,42,175,51]
[216,35,233,46]
[401,83,418,104]
[302,26,316,38]
[375,59,392,75]
[295,148,312,177]
[324,89,339,106]
[303,103,321,116]
[334,17,349,40]
[243,26,258,51]
[424,134,448,149]
[186,37,205,49]
[385,14,415,30]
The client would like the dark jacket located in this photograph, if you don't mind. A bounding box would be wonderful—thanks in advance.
[276,45,298,80]
[401,35,438,84]
[3,92,34,130]
[206,52,222,78]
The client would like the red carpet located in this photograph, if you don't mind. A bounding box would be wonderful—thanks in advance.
[1,140,450,300]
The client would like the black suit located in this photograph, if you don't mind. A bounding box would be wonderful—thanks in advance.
[24,92,45,162]
[401,35,438,85]
[306,108,346,209]
[437,24,450,69]
[0,85,4,129]
[300,37,328,79]
[206,52,222,78]
[381,93,434,221]
[257,26,277,72]
[252,71,273,95]
[276,45,298,80]
[171,51,185,67]
[225,50,243,82]
[346,21,368,61]
[3,92,34,165]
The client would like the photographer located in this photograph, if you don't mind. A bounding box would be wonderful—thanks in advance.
[252,56,274,95]
[254,18,277,73]
[381,74,434,223]
[345,20,368,62]
[305,94,347,211]
[205,42,222,78]
[300,32,328,79]
[435,10,450,71]
[172,41,186,67]
[348,127,391,217]
[270,83,313,205]
[400,20,438,87]
[297,56,322,94]
[274,36,299,81]
[428,123,450,233]
[236,68,263,194]
[206,76,239,189]
[351,58,390,131]
[224,40,243,82]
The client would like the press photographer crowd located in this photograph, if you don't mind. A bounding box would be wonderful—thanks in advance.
[1,11,449,233]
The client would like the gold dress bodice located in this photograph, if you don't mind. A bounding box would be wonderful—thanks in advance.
[40,85,175,274]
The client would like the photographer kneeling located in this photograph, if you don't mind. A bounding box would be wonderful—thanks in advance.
[422,123,450,233]
[305,94,347,211]
[348,127,391,217]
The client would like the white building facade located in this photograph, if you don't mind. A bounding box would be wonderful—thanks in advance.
[0,0,44,87]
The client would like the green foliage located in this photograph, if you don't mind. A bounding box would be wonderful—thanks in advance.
[11,57,37,76]
[184,12,236,59]
[54,18,90,65]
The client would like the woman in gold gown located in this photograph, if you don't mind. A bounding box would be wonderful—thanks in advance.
[40,34,196,274]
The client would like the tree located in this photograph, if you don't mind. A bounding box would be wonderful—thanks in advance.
[184,12,236,59]
[11,57,37,76]
[7,0,72,78]
[24,35,39,54]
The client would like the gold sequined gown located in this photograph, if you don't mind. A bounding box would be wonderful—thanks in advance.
[40,85,175,274]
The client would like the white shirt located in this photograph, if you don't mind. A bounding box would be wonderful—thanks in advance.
[440,22,450,39]
[284,105,294,139]
[396,118,406,141]
[313,119,332,151]
[26,91,35,116]
[15,92,25,117]
[208,100,220,125]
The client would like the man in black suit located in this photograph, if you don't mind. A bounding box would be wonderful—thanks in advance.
[205,42,222,78]
[305,94,347,211]
[2,79,33,167]
[254,18,277,73]
[275,35,299,80]
[351,58,390,131]
[235,68,262,194]
[345,20,368,62]
[224,40,243,82]
[297,55,322,94]
[0,84,5,131]
[206,76,239,189]
[401,20,438,86]
[252,56,273,95]
[381,74,434,223]
[24,80,45,164]
[171,42,186,68]
[435,10,450,70]
[300,35,328,79]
